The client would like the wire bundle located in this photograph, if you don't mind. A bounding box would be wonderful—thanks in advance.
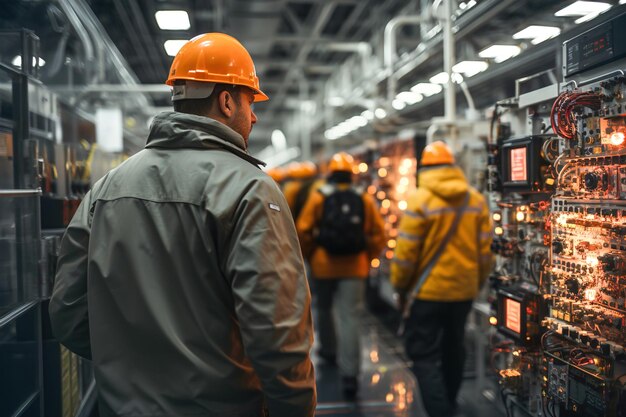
[550,91,603,139]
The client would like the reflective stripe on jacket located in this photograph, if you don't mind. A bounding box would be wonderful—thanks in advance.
[49,111,316,417]
[390,166,493,301]
[296,183,386,279]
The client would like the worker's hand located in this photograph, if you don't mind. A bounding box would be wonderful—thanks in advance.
[393,290,408,312]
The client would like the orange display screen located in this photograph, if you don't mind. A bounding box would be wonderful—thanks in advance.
[509,147,527,182]
[505,298,521,334]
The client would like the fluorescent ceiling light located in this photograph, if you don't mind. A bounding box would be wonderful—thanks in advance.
[429,71,464,84]
[396,91,423,105]
[392,99,407,110]
[574,13,600,24]
[164,40,188,56]
[12,56,45,68]
[411,83,443,96]
[513,25,561,45]
[555,1,610,17]
[327,96,345,106]
[155,10,191,30]
[452,61,488,77]
[361,110,374,120]
[271,129,287,151]
[479,45,521,63]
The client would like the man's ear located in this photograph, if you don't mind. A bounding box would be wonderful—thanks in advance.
[218,91,235,118]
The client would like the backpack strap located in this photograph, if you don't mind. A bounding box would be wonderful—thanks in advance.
[398,191,471,332]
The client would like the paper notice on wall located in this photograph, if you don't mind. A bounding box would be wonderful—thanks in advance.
[96,107,123,153]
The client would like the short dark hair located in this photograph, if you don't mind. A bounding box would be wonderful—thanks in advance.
[172,82,241,116]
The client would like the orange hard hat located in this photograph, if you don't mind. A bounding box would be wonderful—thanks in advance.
[287,162,302,179]
[267,167,285,182]
[300,161,317,178]
[420,141,455,166]
[166,33,269,102]
[328,152,355,173]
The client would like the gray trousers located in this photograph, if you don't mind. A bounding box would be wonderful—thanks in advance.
[315,278,364,377]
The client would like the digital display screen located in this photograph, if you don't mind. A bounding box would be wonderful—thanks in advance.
[581,31,611,61]
[509,147,527,182]
[505,298,521,335]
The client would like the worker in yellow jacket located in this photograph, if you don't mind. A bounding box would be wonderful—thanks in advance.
[297,152,386,399]
[391,141,493,417]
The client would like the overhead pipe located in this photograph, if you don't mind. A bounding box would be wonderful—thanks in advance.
[56,0,95,80]
[383,15,424,104]
[324,42,373,78]
[441,0,455,124]
[297,72,312,161]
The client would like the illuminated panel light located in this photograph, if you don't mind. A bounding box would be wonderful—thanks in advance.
[155,10,191,30]
[411,82,443,97]
[392,99,407,110]
[12,56,46,67]
[584,288,597,301]
[164,40,188,56]
[555,1,611,17]
[396,91,424,105]
[429,71,464,84]
[452,61,489,77]
[610,132,625,145]
[513,26,561,45]
[479,45,521,63]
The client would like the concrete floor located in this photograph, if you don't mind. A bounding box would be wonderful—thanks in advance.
[312,308,505,417]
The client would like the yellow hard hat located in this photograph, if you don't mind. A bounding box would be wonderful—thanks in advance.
[420,141,455,166]
[166,33,269,102]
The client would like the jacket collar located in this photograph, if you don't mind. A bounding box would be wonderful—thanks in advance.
[145,111,265,167]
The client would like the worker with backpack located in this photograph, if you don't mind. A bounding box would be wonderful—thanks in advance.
[297,152,386,399]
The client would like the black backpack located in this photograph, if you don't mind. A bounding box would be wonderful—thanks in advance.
[316,184,367,255]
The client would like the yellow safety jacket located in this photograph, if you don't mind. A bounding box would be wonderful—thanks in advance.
[390,166,493,302]
[297,183,387,279]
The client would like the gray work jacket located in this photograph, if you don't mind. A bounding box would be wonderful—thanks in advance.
[49,111,316,417]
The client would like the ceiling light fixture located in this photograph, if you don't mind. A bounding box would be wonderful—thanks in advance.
[375,108,387,119]
[452,61,489,77]
[392,99,407,110]
[155,10,191,30]
[479,45,521,63]
[361,110,374,120]
[396,91,423,105]
[411,83,443,96]
[555,1,610,17]
[12,56,45,68]
[513,25,561,45]
[327,96,345,106]
[429,71,464,84]
[164,40,188,56]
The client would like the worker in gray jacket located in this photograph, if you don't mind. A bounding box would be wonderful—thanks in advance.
[49,33,316,417]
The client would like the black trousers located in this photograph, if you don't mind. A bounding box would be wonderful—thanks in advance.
[404,299,473,417]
